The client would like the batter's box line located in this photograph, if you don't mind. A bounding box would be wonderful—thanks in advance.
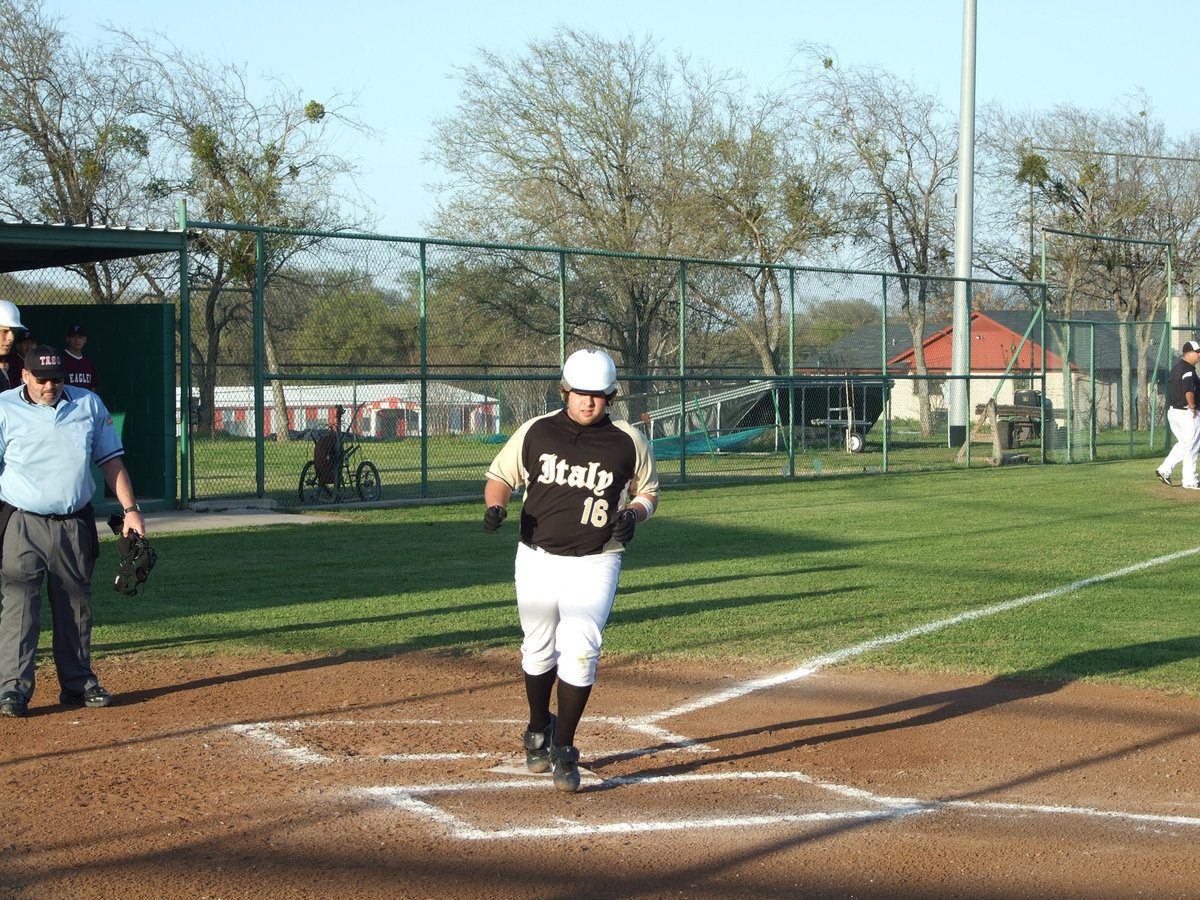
[227,717,713,766]
[354,770,1200,841]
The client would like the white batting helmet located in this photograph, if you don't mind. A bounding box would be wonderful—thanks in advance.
[561,348,618,396]
[0,299,23,330]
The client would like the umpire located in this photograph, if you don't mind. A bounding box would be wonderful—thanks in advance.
[0,344,146,718]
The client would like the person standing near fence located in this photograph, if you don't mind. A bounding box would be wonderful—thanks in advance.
[482,349,660,793]
[63,325,98,393]
[1156,340,1200,490]
[0,344,146,718]
[0,300,25,390]
[11,328,35,384]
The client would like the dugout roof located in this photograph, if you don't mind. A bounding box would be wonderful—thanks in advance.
[0,221,187,273]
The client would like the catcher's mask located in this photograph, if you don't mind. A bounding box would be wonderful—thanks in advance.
[114,533,158,597]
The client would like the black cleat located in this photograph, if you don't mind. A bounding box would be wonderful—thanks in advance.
[522,713,557,773]
[551,743,581,793]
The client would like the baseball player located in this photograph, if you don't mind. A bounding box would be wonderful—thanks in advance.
[483,349,660,792]
[1157,340,1200,489]
[63,324,99,393]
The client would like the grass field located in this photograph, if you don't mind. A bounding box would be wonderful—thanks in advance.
[81,456,1199,696]
[184,421,1167,505]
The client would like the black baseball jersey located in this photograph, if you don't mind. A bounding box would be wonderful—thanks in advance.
[1168,358,1199,410]
[487,408,659,557]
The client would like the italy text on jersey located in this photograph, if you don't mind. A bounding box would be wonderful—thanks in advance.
[534,453,616,495]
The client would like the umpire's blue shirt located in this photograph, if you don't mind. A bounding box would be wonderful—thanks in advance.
[0,384,124,515]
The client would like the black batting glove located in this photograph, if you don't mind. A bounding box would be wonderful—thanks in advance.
[612,508,638,544]
[483,505,508,533]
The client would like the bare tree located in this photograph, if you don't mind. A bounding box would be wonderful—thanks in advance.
[685,88,841,373]
[428,29,713,378]
[0,0,160,301]
[797,48,958,435]
[432,28,838,385]
[116,32,371,437]
[995,99,1200,428]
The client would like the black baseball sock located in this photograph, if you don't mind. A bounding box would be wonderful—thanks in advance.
[524,668,557,732]
[553,680,592,747]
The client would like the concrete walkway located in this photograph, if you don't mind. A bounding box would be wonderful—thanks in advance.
[97,504,342,536]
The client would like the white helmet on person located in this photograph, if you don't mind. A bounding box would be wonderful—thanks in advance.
[561,348,618,397]
[0,299,23,330]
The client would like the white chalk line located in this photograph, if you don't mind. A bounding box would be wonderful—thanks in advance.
[232,546,1200,839]
[645,546,1200,724]
[355,770,1200,840]
[229,716,710,764]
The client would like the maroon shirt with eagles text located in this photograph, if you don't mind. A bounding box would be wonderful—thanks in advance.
[63,351,98,393]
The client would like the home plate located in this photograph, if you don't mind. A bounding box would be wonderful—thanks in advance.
[488,759,597,780]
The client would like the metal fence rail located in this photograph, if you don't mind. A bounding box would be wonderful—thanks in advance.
[5,220,1179,507]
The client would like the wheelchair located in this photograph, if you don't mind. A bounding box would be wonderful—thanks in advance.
[298,404,382,503]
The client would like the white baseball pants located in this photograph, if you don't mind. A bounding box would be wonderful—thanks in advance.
[514,541,623,687]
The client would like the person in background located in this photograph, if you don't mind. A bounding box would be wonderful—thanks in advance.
[1156,340,1200,490]
[483,349,660,793]
[11,328,36,385]
[0,301,25,390]
[0,343,146,718]
[63,324,98,393]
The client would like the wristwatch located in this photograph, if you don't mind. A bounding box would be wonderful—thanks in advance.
[123,504,141,513]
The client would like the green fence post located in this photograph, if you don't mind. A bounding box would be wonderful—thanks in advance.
[880,275,889,472]
[178,200,191,507]
[675,260,688,482]
[1089,323,1097,461]
[254,228,266,497]
[419,241,429,498]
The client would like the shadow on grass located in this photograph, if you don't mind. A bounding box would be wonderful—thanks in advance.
[80,515,849,657]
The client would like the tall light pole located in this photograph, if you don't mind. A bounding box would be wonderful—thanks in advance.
[949,0,977,448]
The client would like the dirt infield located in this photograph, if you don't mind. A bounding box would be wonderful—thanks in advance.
[1,650,1198,899]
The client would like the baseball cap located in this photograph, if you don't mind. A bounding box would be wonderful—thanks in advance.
[25,345,66,380]
[66,324,86,336]
[1184,341,1200,354]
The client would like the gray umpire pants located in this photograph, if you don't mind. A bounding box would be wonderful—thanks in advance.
[0,510,99,702]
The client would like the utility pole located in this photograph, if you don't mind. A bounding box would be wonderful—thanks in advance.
[949,0,977,448]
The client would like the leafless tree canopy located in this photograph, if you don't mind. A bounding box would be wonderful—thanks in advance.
[5,2,1200,437]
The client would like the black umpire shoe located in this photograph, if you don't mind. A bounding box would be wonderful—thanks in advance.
[0,691,28,717]
[59,685,113,708]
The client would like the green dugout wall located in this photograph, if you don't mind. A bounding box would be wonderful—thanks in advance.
[0,221,186,511]
[20,304,176,512]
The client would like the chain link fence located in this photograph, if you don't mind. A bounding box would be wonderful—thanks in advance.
[4,221,1178,507]
[178,224,1061,505]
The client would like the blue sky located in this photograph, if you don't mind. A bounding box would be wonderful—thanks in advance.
[42,0,1200,236]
